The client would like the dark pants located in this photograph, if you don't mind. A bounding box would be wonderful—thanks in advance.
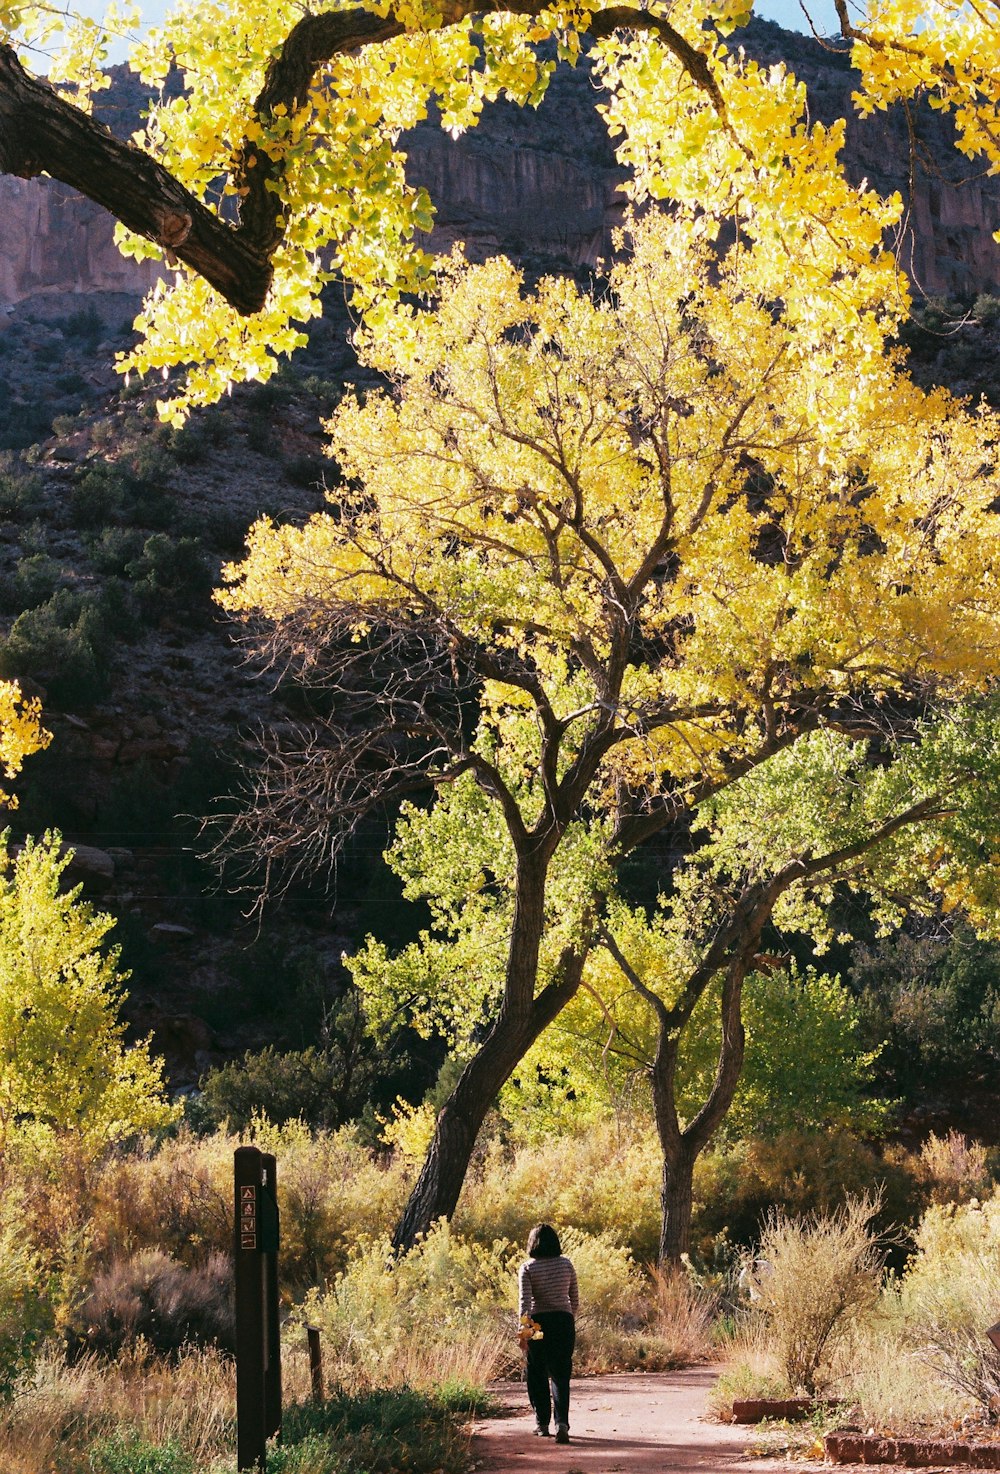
[525,1311,575,1430]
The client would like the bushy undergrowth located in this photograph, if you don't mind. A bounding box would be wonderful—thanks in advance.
[749,1195,885,1395]
[900,1195,1000,1413]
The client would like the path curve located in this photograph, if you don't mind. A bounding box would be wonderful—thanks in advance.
[470,1368,797,1474]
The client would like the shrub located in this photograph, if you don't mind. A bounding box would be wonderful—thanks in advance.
[915,1130,995,1206]
[126,533,214,616]
[454,1122,662,1263]
[0,553,64,614]
[0,454,43,521]
[0,1345,235,1472]
[89,1124,411,1290]
[902,1194,1000,1413]
[693,1130,921,1254]
[0,1195,52,1394]
[199,1045,361,1132]
[748,1195,885,1394]
[298,1220,519,1391]
[87,527,146,575]
[71,1249,235,1360]
[70,464,129,529]
[87,1431,194,1474]
[0,590,110,705]
[275,1386,472,1474]
[61,305,103,344]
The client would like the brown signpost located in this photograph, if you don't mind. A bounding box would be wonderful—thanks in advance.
[234,1146,281,1471]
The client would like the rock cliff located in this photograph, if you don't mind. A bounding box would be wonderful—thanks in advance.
[3,19,1000,313]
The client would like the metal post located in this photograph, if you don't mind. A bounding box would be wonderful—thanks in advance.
[307,1325,324,1402]
[235,1146,282,1472]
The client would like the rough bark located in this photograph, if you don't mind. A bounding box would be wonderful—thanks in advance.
[391,948,586,1252]
[0,46,271,314]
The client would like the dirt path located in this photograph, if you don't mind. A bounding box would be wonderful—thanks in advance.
[470,1368,798,1474]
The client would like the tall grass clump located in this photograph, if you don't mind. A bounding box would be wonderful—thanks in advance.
[901,1192,1000,1415]
[747,1194,885,1395]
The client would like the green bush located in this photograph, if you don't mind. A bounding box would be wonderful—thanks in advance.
[199,1045,363,1133]
[0,589,110,705]
[454,1123,662,1263]
[0,453,43,520]
[126,533,213,615]
[16,552,63,605]
[87,527,146,575]
[274,1386,472,1474]
[87,1431,194,1474]
[0,1195,52,1394]
[70,463,129,529]
[692,1129,921,1254]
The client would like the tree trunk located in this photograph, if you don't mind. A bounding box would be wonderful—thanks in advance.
[392,850,586,1251]
[658,1140,698,1265]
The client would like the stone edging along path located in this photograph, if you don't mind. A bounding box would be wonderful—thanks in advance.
[825,1434,1000,1468]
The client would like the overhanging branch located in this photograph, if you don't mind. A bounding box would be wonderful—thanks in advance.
[0,1,723,316]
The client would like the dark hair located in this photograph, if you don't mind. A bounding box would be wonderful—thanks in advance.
[527,1223,561,1258]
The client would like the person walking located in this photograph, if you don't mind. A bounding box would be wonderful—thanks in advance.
[517,1223,579,1445]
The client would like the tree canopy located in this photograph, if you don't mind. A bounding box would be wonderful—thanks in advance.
[218,208,1000,1249]
[2,0,995,413]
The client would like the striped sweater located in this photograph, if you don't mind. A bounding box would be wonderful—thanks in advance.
[518,1255,579,1317]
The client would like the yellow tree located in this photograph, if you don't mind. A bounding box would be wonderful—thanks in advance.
[0,832,180,1173]
[219,209,1000,1251]
[0,0,903,415]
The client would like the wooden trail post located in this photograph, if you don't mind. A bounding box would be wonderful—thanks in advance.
[234,1146,282,1472]
[307,1325,324,1402]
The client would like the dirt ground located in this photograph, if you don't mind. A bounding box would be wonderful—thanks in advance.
[470,1368,801,1474]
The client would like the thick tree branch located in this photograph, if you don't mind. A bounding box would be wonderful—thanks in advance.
[0,45,271,313]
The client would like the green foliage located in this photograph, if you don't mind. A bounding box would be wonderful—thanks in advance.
[0,832,179,1167]
[0,454,43,521]
[70,463,129,530]
[198,1039,370,1133]
[125,533,213,615]
[683,967,890,1142]
[0,1193,52,1394]
[274,1386,473,1474]
[851,927,1000,1093]
[86,527,146,576]
[0,589,110,705]
[0,553,65,615]
[87,1432,194,1474]
[692,1129,921,1254]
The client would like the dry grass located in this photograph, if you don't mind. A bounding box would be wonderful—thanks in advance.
[0,1344,234,1471]
[830,1302,968,1430]
[579,1266,717,1374]
[751,1194,884,1395]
